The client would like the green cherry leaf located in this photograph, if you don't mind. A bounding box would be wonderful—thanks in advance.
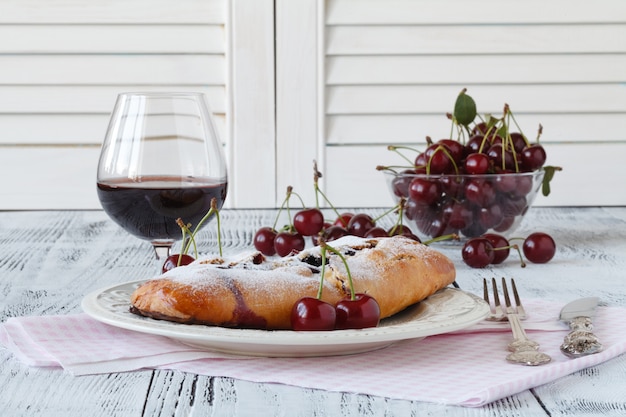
[541,165,562,196]
[454,89,477,126]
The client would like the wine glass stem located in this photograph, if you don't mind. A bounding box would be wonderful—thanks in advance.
[152,244,172,262]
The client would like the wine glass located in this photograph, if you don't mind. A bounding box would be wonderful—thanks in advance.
[96,92,228,263]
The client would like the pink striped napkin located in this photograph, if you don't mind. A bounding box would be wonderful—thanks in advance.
[2,299,626,407]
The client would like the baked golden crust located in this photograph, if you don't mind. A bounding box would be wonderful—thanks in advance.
[130,236,456,329]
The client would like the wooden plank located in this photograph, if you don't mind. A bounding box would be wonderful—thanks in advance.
[326,113,626,144]
[326,0,626,24]
[326,84,626,114]
[327,24,626,55]
[0,25,225,54]
[0,55,225,85]
[0,113,227,145]
[326,55,626,84]
[0,0,226,24]
[321,142,626,207]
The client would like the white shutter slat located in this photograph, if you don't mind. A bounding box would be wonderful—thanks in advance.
[0,25,225,54]
[0,114,226,146]
[327,113,626,145]
[0,86,226,113]
[327,24,626,55]
[1,0,226,24]
[0,55,225,85]
[327,55,626,85]
[327,85,626,114]
[326,0,626,25]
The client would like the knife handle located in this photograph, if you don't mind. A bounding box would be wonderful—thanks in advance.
[560,316,603,358]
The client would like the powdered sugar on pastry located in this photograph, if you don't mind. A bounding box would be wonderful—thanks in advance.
[130,235,456,329]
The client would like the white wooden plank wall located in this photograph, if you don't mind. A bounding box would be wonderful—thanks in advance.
[0,0,229,209]
[315,0,626,208]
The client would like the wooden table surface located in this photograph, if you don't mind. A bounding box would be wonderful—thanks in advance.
[1,207,626,416]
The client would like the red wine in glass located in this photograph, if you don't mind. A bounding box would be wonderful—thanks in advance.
[97,176,227,241]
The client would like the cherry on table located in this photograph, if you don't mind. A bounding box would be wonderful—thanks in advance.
[335,293,381,330]
[523,232,556,263]
[482,233,510,264]
[253,226,278,256]
[293,208,325,236]
[462,237,495,268]
[162,253,195,273]
[291,297,336,331]
[347,213,376,237]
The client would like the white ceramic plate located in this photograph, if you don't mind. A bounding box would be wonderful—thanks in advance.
[82,281,489,357]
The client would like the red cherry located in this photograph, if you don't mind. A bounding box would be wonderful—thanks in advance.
[162,253,195,273]
[322,225,350,242]
[347,213,376,237]
[521,144,547,171]
[408,178,441,205]
[365,226,389,238]
[509,132,528,153]
[293,208,325,236]
[523,232,556,263]
[335,294,381,330]
[438,139,466,164]
[464,152,490,175]
[253,226,278,256]
[482,233,510,264]
[291,297,336,331]
[333,212,354,228]
[462,237,495,268]
[274,231,305,257]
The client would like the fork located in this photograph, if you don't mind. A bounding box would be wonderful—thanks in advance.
[482,278,526,321]
[486,277,552,366]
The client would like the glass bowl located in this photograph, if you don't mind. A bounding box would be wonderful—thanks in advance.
[384,169,545,241]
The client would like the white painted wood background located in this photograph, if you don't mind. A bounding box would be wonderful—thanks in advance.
[1,0,625,210]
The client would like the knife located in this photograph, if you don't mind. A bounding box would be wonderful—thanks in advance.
[559,297,603,358]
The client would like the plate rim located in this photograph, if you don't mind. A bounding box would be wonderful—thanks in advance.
[81,280,489,350]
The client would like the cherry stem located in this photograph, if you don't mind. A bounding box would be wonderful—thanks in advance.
[176,218,195,261]
[317,244,328,300]
[373,200,403,225]
[387,145,421,166]
[320,240,356,301]
[271,186,293,231]
[422,233,459,246]
[387,198,406,235]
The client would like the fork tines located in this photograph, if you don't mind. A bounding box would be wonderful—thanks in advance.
[483,277,526,321]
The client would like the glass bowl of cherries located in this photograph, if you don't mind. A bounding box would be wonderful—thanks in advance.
[382,90,560,242]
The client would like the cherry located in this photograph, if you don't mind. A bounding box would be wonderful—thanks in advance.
[291,297,337,331]
[162,253,195,273]
[521,144,547,171]
[388,225,421,242]
[482,233,510,264]
[253,226,278,256]
[464,152,490,175]
[365,226,389,238]
[462,237,495,268]
[509,132,528,153]
[442,200,472,230]
[335,293,381,330]
[408,178,441,205]
[438,139,466,164]
[347,213,376,237]
[322,225,350,242]
[274,231,305,257]
[424,144,454,174]
[523,232,556,263]
[293,208,324,236]
[334,212,354,228]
